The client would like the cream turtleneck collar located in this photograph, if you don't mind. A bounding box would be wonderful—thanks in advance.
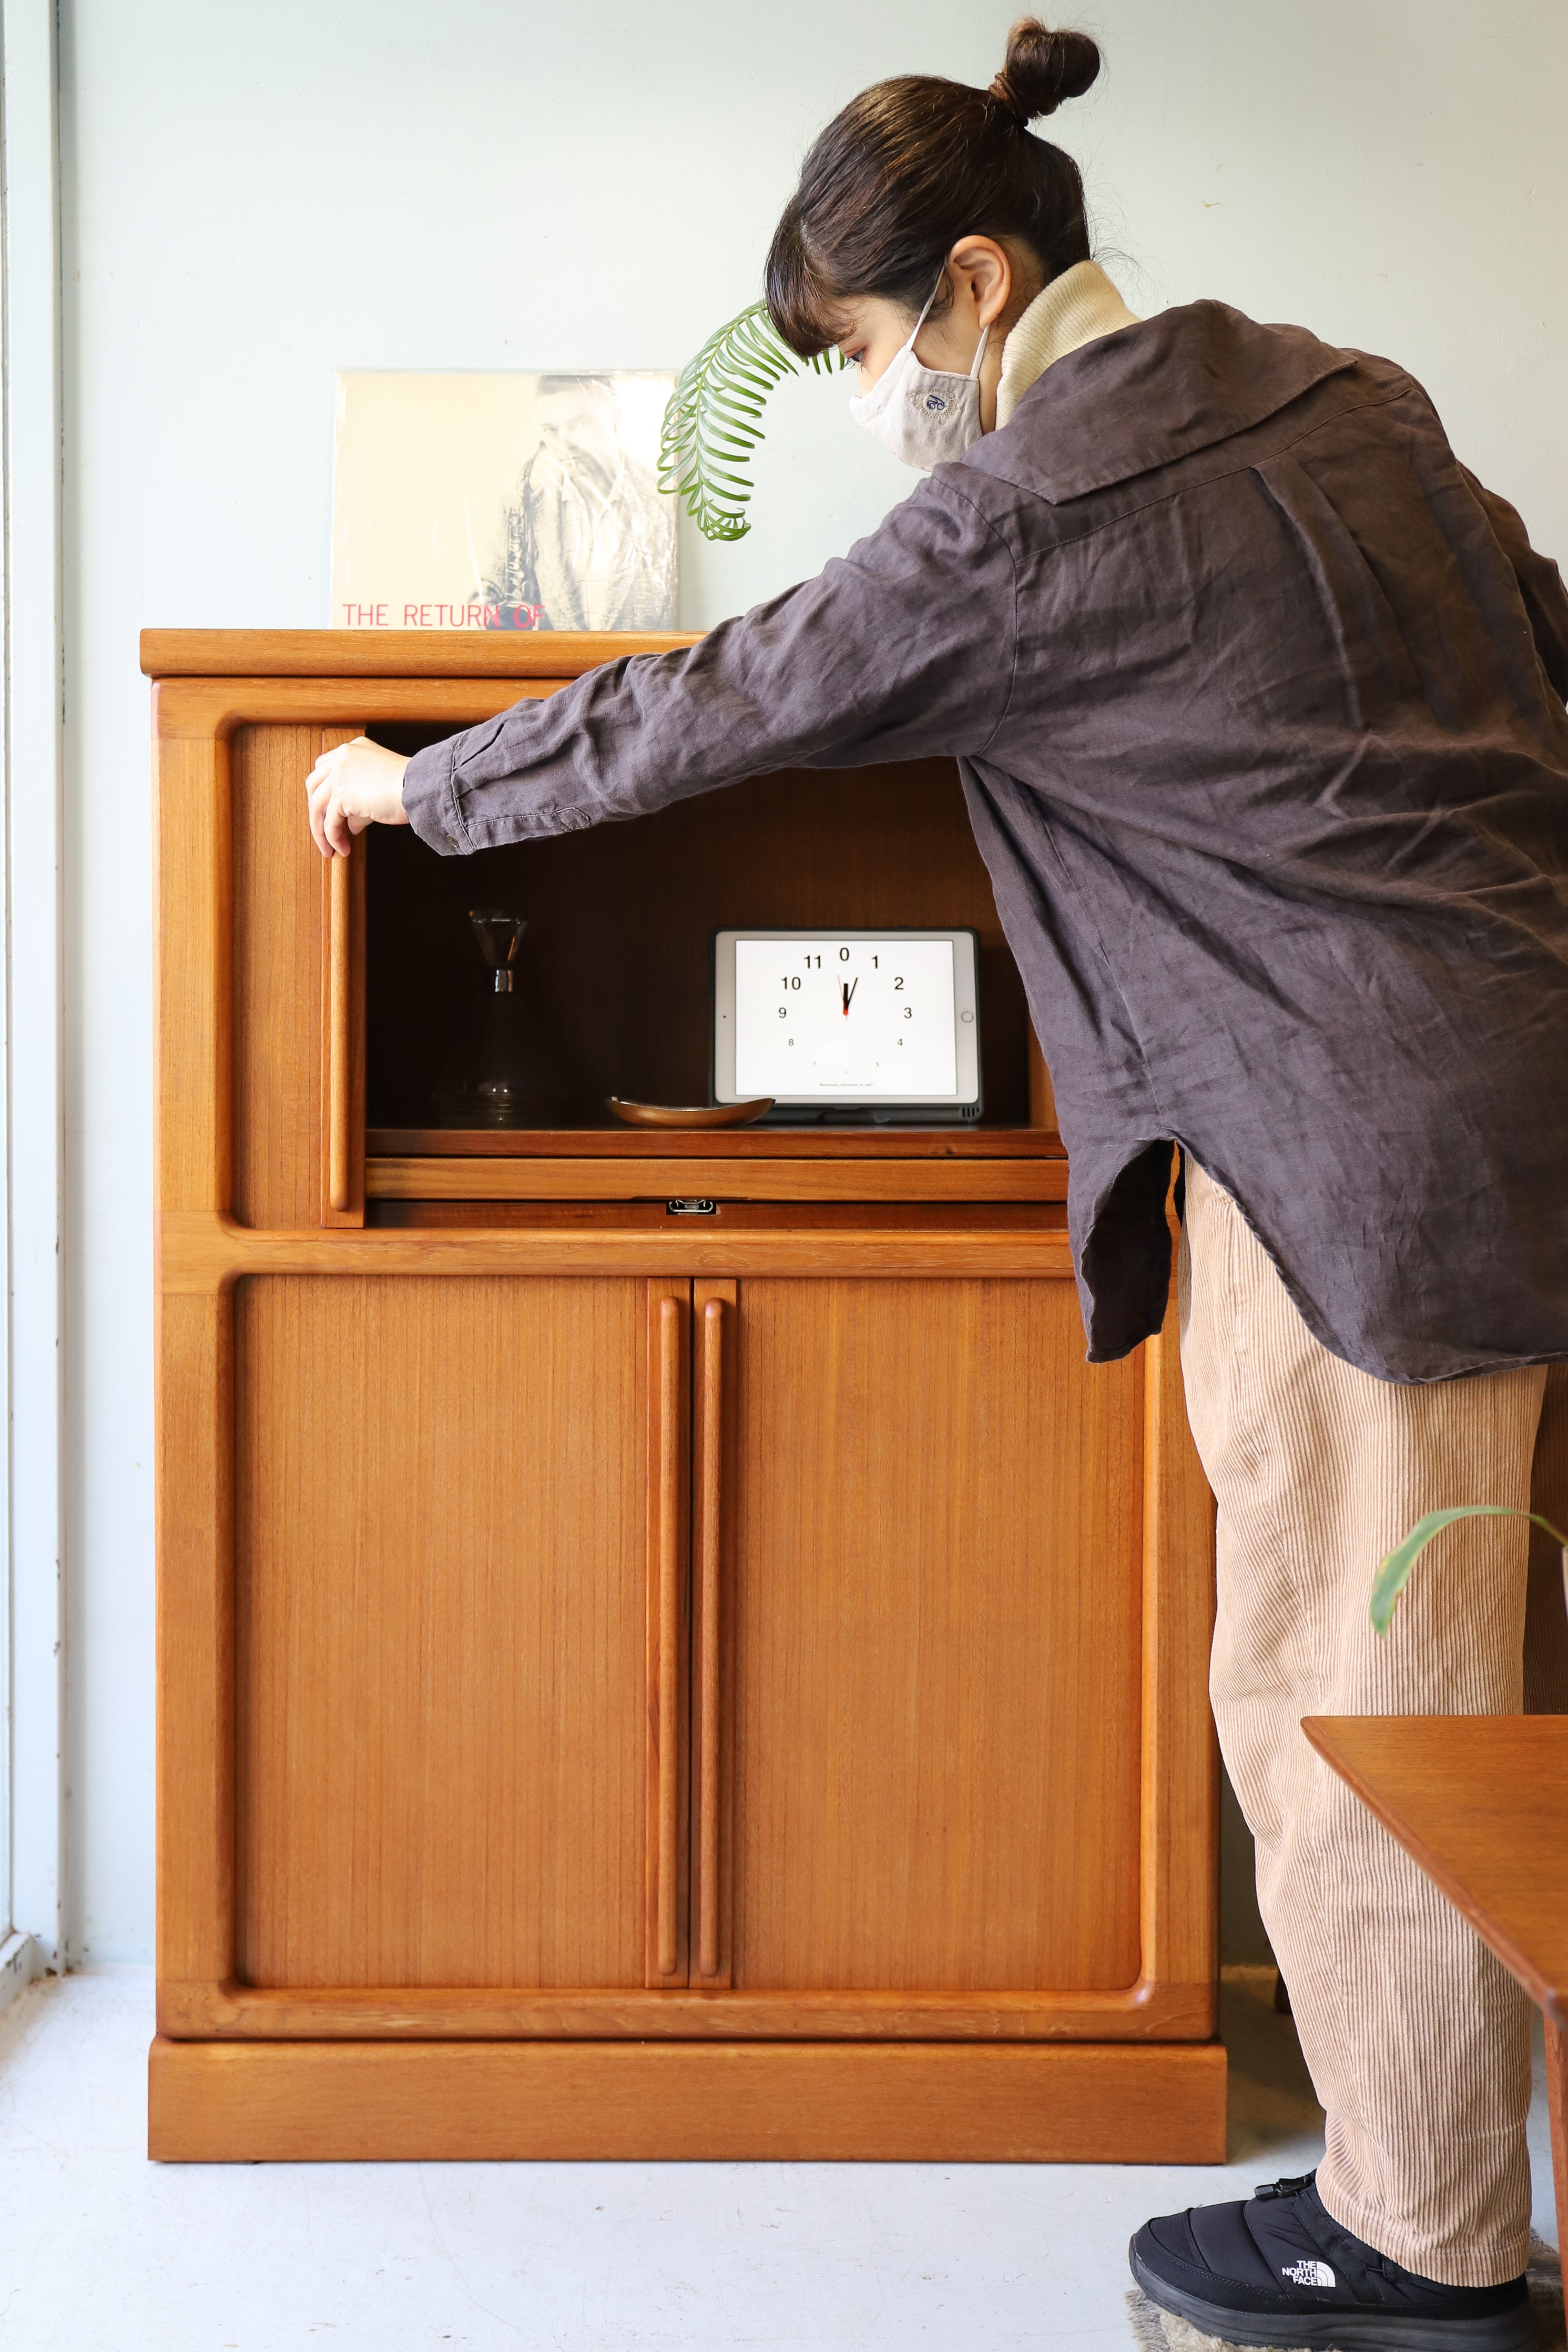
[995,259,1141,430]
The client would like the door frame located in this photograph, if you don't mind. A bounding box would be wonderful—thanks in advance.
[2,0,66,1985]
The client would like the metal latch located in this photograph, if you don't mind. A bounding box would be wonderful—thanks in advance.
[666,1198,718,1217]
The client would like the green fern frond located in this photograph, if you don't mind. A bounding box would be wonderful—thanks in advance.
[659,303,849,544]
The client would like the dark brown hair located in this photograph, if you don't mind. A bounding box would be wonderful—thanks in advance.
[766,18,1101,358]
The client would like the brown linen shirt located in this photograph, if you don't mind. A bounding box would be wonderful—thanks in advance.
[402,299,1568,1384]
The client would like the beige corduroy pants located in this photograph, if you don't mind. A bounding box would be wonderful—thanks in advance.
[1178,1159,1568,2288]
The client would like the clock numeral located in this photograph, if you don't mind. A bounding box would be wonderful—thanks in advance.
[893,977,904,991]
[839,947,850,962]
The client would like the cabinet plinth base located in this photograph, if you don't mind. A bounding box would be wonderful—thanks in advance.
[148,2035,1227,2164]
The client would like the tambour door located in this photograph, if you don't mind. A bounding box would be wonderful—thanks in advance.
[229,1272,685,2000]
[686,1275,1216,2037]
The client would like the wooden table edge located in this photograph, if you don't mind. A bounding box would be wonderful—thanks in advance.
[1301,1715,1567,2031]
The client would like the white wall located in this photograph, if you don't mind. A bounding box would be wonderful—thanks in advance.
[59,0,1568,1960]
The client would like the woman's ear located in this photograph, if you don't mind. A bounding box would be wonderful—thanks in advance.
[946,236,1013,330]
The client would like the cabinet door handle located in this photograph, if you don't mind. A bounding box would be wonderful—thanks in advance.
[327,853,353,1213]
[656,1292,683,1978]
[697,1295,725,1979]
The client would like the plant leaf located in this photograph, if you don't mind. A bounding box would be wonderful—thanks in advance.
[1371,1505,1568,1636]
[659,303,850,543]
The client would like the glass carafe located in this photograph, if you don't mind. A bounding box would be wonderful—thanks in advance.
[433,909,565,1128]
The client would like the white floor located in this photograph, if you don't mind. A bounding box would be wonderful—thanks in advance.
[0,1968,1557,2352]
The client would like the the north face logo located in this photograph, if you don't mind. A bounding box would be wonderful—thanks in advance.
[1282,2259,1336,2289]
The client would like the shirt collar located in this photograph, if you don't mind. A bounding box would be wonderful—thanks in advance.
[995,260,1142,429]
[972,298,1361,503]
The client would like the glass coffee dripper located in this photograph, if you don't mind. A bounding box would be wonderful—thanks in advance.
[433,909,565,1128]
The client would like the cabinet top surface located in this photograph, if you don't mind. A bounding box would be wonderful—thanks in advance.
[141,628,700,681]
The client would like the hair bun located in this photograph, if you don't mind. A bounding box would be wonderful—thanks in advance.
[988,17,1101,121]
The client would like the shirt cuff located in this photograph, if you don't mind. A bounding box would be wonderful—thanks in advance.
[401,736,467,856]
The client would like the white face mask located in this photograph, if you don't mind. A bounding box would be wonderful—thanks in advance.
[848,274,991,469]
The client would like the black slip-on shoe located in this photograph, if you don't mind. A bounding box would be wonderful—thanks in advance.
[1128,2169,1533,2351]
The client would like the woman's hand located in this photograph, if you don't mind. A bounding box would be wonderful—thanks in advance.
[306,737,412,857]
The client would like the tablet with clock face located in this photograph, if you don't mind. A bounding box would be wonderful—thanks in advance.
[712,929,982,1121]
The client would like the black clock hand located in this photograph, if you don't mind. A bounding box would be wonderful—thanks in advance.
[841,978,858,1015]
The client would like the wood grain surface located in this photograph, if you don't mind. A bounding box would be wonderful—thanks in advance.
[158,676,561,741]
[365,1154,1069,1204]
[157,1977,1216,2042]
[724,1276,1144,1994]
[142,627,699,680]
[156,724,237,1996]
[148,2034,1228,2163]
[1304,1712,1568,2256]
[691,1281,739,1988]
[232,1274,647,1989]
[368,1202,1070,1236]
[644,1282,690,1988]
[163,1207,1083,1289]
[154,726,231,1218]
[157,1292,235,1992]
[695,1295,726,1981]
[369,1127,1065,1159]
[320,805,366,1225]
[231,724,323,1226]
[231,724,369,1229]
[1302,1716,1568,2025]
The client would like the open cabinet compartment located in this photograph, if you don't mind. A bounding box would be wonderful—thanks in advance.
[365,730,1045,1145]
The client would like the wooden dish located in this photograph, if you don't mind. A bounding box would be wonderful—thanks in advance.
[607,1096,773,1130]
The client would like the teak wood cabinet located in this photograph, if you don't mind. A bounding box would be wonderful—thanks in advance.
[148,629,1224,2164]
